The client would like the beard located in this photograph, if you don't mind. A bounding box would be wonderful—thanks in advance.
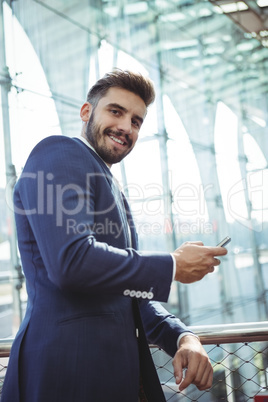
[85,111,133,165]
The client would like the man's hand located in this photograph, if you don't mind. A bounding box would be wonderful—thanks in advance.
[173,335,213,391]
[172,241,227,283]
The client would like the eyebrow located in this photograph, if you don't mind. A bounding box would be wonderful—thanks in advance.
[107,102,144,125]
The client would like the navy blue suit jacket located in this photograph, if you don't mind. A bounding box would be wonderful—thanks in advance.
[2,136,190,402]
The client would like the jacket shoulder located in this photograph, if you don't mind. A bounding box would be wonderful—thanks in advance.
[23,136,97,169]
[28,135,84,155]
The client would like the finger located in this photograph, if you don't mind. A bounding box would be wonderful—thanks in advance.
[172,357,184,385]
[177,356,200,391]
[212,257,221,266]
[208,266,215,273]
[178,366,196,391]
[182,241,204,247]
[196,363,213,390]
[179,358,213,391]
[209,246,228,256]
[198,367,213,390]
[191,266,214,281]
[189,241,204,246]
[190,353,213,390]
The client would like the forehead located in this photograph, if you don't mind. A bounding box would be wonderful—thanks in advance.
[97,87,147,119]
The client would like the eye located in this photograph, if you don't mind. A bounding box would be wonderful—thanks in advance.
[110,109,120,116]
[132,119,140,128]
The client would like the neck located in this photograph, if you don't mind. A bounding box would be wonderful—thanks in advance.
[80,132,112,168]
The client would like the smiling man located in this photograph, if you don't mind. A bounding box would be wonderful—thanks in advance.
[80,87,145,165]
[2,69,227,402]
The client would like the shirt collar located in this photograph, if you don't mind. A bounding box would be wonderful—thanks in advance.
[77,135,111,169]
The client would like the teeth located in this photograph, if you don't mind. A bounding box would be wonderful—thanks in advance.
[110,135,124,145]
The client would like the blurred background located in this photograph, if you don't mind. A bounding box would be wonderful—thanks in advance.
[0,0,268,338]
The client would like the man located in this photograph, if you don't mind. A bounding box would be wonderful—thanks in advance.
[2,70,227,402]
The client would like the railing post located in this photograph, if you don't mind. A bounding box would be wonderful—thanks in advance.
[224,345,236,402]
[0,0,23,331]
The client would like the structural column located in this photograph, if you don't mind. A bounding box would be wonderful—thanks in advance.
[0,0,23,329]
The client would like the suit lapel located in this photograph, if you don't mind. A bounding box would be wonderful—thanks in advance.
[74,138,133,248]
[110,178,131,248]
[121,192,138,249]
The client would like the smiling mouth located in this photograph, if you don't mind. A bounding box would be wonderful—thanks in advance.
[109,135,126,146]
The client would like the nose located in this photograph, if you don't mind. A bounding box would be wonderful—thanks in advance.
[117,116,132,135]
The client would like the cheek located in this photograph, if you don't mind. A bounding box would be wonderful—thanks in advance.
[132,133,139,146]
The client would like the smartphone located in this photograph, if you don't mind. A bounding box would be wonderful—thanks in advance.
[217,236,231,247]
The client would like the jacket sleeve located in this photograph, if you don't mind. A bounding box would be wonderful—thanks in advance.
[14,136,174,302]
[140,300,193,357]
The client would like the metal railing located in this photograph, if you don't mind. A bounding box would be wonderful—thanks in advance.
[1,321,268,401]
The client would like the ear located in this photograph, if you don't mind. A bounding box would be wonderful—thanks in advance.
[80,102,92,122]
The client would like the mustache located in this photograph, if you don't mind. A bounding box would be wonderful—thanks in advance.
[104,128,131,145]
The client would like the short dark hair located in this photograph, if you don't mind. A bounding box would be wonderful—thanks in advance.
[86,69,155,108]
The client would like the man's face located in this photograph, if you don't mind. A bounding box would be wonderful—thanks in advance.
[83,87,147,166]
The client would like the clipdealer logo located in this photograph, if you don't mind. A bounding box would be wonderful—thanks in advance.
[66,218,126,238]
[5,171,118,226]
[5,169,267,233]
[227,171,267,232]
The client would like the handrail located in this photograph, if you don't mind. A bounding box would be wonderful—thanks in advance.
[1,321,268,358]
[190,320,268,345]
[0,339,13,358]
